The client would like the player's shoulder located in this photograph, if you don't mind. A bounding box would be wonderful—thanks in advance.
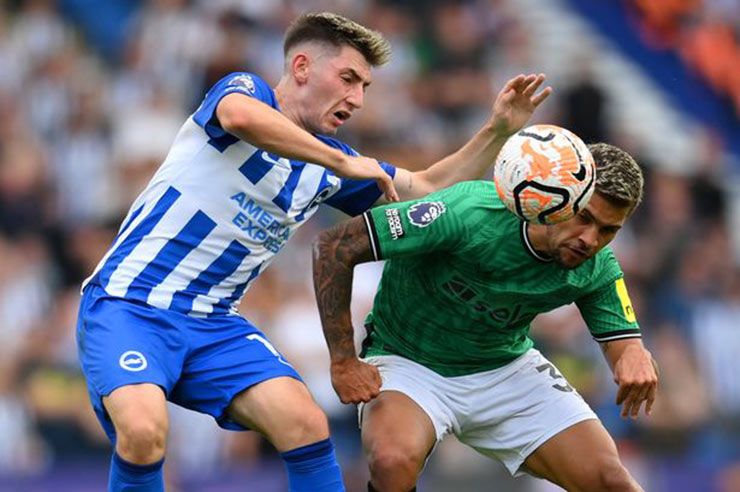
[217,71,270,91]
[423,181,519,241]
[447,179,495,193]
[579,246,623,287]
[432,181,508,213]
[594,246,619,269]
[205,71,276,107]
[314,134,358,157]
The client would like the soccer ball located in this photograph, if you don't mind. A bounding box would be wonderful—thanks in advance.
[494,124,595,225]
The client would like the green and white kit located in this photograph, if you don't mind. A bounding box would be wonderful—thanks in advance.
[362,180,640,377]
[359,180,640,475]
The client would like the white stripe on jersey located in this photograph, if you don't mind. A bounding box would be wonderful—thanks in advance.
[84,70,391,317]
[85,119,343,316]
[105,193,196,299]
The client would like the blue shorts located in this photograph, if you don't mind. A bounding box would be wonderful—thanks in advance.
[76,284,302,442]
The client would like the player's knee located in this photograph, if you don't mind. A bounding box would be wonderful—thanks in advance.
[286,404,330,447]
[115,416,168,464]
[588,460,638,492]
[302,404,330,438]
[367,443,422,490]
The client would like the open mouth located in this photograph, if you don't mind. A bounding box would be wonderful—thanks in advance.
[333,110,351,123]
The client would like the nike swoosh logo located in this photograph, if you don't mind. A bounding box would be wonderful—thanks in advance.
[517,129,555,142]
[560,132,588,182]
[572,163,587,181]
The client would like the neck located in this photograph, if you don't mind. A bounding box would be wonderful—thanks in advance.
[274,78,306,131]
[525,223,551,258]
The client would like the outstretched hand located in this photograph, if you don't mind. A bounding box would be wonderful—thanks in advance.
[490,73,552,137]
[330,358,382,404]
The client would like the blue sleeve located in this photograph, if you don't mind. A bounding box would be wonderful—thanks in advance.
[192,72,276,151]
[317,135,397,216]
[326,161,397,215]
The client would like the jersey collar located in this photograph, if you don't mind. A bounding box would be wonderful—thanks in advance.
[521,222,552,263]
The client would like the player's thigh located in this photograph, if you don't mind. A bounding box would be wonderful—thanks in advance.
[459,349,597,477]
[169,316,305,439]
[361,390,437,469]
[104,383,169,441]
[523,419,629,490]
[360,355,456,469]
[226,376,328,451]
[77,284,187,442]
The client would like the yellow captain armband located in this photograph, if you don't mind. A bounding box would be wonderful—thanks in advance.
[615,278,637,323]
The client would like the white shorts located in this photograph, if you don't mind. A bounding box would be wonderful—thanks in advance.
[361,349,597,477]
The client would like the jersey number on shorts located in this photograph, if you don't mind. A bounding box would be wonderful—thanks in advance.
[536,362,574,393]
[246,334,291,367]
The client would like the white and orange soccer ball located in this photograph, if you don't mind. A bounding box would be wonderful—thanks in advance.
[494,124,596,225]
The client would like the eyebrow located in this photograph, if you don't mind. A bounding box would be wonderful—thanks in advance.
[582,209,622,231]
[344,68,371,87]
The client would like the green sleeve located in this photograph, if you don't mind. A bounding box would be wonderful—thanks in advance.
[363,186,472,260]
[576,272,641,342]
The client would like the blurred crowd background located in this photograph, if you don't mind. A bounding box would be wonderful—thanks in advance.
[0,0,739,491]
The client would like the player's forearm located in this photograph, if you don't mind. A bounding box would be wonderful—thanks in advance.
[401,73,551,199]
[413,123,509,195]
[312,218,375,361]
[602,337,659,418]
[218,94,346,171]
[600,338,647,371]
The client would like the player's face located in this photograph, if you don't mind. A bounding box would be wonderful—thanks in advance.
[546,193,630,269]
[302,45,371,134]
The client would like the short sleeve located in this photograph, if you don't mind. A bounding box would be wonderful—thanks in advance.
[577,275,641,342]
[192,72,276,150]
[317,135,397,216]
[363,187,470,261]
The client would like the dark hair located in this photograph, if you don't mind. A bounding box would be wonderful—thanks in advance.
[283,12,391,66]
[589,143,644,214]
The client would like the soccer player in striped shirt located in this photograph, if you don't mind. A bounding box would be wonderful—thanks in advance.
[313,144,658,491]
[76,11,551,492]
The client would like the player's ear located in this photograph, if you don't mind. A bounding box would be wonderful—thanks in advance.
[291,52,310,84]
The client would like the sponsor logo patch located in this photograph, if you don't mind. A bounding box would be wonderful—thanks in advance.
[119,351,148,372]
[230,74,256,95]
[615,278,636,323]
[385,208,404,240]
[407,201,446,227]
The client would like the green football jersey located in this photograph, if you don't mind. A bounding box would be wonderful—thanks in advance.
[362,180,640,377]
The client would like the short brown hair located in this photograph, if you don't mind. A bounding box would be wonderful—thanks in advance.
[283,12,391,66]
[589,143,644,214]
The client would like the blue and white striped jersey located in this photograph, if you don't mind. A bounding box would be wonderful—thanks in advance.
[84,72,396,317]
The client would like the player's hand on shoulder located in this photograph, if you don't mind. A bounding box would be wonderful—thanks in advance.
[334,155,399,202]
[613,344,659,420]
[330,358,382,404]
[489,73,552,137]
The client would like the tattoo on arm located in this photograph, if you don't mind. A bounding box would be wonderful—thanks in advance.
[312,217,375,361]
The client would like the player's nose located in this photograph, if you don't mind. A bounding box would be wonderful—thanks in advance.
[580,225,599,250]
[347,85,364,109]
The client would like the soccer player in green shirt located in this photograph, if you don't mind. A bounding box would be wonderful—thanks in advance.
[312,143,658,491]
